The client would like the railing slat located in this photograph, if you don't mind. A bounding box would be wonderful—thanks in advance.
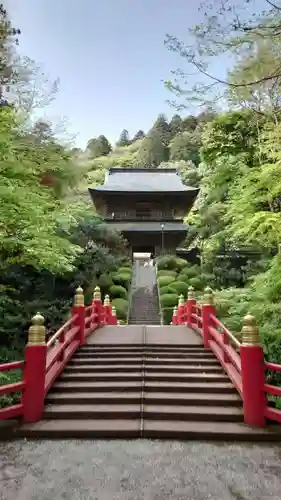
[264,383,281,397]
[46,325,79,372]
[0,403,24,420]
[265,407,281,424]
[47,316,77,348]
[0,361,24,372]
[209,340,243,397]
[265,362,281,373]
[0,381,25,396]
[45,339,79,395]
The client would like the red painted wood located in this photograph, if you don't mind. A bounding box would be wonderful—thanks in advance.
[209,340,243,397]
[264,383,281,397]
[209,326,241,372]
[240,345,266,426]
[186,299,196,327]
[85,323,98,338]
[45,340,79,395]
[202,303,216,349]
[93,298,103,326]
[72,304,85,346]
[265,406,281,424]
[0,360,24,372]
[0,404,23,420]
[22,344,47,422]
[0,381,25,396]
[46,317,74,348]
[46,326,79,372]
[265,362,281,373]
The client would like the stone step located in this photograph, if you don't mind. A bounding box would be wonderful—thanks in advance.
[59,372,229,383]
[68,357,220,365]
[43,404,243,422]
[52,381,237,393]
[63,364,223,373]
[45,391,242,407]
[14,419,281,441]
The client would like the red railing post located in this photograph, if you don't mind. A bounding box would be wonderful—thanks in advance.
[103,295,111,325]
[201,287,216,349]
[93,286,102,327]
[186,286,196,327]
[72,286,85,347]
[171,306,178,325]
[110,305,118,325]
[240,314,266,427]
[177,294,185,324]
[22,312,47,422]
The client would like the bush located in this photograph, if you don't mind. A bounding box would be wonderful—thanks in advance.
[112,273,131,290]
[117,267,132,275]
[109,284,128,300]
[160,293,179,308]
[159,285,178,295]
[111,298,129,320]
[158,276,176,288]
[178,265,199,280]
[98,274,114,293]
[162,307,174,325]
[169,281,190,297]
[189,277,203,290]
[157,270,178,278]
[157,255,177,271]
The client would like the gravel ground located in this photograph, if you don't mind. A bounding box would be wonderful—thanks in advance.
[1,440,281,500]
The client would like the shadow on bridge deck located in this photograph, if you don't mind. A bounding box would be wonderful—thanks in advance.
[86,325,203,345]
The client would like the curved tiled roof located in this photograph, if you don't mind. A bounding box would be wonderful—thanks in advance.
[91,168,199,193]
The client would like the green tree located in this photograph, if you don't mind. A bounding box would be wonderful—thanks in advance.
[149,114,171,146]
[169,114,183,137]
[132,129,145,142]
[87,135,112,158]
[116,129,131,147]
[0,4,21,101]
[137,131,169,167]
[170,130,201,165]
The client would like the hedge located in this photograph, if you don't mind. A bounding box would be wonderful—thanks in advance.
[111,298,129,320]
[169,281,190,297]
[158,276,176,288]
[162,307,174,325]
[189,277,203,290]
[160,293,179,308]
[109,285,128,300]
[112,273,131,290]
[98,274,114,292]
[157,270,178,278]
[159,285,178,295]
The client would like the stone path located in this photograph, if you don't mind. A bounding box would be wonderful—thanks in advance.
[86,325,202,345]
[1,440,281,499]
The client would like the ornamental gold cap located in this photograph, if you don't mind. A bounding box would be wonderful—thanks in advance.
[28,312,46,345]
[203,287,214,306]
[241,313,260,346]
[93,285,101,300]
[74,286,84,306]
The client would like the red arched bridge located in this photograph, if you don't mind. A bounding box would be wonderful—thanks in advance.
[1,286,281,440]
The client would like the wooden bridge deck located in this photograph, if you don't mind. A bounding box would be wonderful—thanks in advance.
[86,325,203,345]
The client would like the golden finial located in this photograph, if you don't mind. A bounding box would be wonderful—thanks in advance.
[178,294,184,307]
[173,306,177,316]
[28,312,46,345]
[104,294,110,306]
[112,306,116,316]
[203,287,214,306]
[93,285,101,300]
[188,286,194,299]
[241,313,260,346]
[74,286,84,306]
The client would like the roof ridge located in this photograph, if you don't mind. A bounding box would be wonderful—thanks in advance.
[108,167,178,174]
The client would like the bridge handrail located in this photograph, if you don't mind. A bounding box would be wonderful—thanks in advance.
[0,285,117,423]
[174,286,281,427]
[0,360,25,420]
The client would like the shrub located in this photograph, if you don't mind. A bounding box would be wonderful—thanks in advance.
[158,276,176,288]
[189,277,203,290]
[111,298,129,320]
[162,307,174,325]
[157,255,177,271]
[157,270,177,278]
[159,285,178,295]
[178,265,199,280]
[173,257,188,271]
[118,267,132,275]
[109,285,128,300]
[160,293,179,308]
[98,274,114,293]
[112,273,131,290]
[169,281,189,297]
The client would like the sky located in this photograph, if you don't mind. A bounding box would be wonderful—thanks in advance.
[7,0,261,148]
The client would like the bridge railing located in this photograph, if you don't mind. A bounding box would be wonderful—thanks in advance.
[173,286,281,427]
[0,286,117,422]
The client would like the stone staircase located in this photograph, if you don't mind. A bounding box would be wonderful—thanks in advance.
[128,260,161,325]
[15,338,278,440]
